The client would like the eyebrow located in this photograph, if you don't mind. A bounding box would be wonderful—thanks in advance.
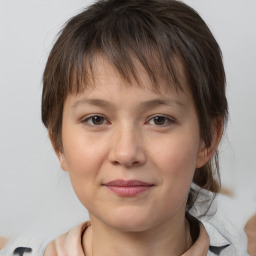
[139,99,184,109]
[72,98,184,110]
[72,98,115,110]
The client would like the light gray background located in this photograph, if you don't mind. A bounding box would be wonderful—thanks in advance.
[0,0,255,238]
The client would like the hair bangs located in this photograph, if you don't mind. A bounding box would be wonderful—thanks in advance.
[68,6,185,95]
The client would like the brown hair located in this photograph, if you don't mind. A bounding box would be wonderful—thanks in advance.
[42,0,228,210]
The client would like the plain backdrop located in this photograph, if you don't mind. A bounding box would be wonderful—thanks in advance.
[0,0,255,239]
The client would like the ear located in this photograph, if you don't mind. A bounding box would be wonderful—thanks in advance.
[196,118,223,168]
[48,131,68,172]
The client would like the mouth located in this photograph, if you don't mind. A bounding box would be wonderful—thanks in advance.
[103,179,154,197]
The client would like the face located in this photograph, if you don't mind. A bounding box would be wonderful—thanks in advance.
[56,57,209,232]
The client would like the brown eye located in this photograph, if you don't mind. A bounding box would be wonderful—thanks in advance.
[85,115,107,126]
[153,116,166,125]
[148,115,173,126]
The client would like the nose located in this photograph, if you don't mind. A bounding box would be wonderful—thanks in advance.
[108,125,146,168]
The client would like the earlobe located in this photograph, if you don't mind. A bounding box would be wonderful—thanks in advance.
[48,131,68,172]
[196,118,223,168]
[196,142,210,168]
[58,152,69,172]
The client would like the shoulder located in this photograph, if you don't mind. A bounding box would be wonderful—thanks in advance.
[44,221,90,256]
[43,230,74,256]
[189,186,249,256]
[1,244,33,256]
[202,217,248,256]
[0,232,58,256]
[0,221,89,256]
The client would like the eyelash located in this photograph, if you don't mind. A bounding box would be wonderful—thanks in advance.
[82,115,109,126]
[147,115,175,126]
[81,115,175,127]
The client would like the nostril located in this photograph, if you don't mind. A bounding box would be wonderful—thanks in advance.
[111,159,142,168]
[108,139,146,167]
[112,160,120,166]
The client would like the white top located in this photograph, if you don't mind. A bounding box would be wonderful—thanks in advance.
[189,184,249,255]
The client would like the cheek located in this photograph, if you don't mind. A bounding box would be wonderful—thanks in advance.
[148,133,200,193]
[61,128,110,204]
[150,134,200,173]
[62,134,109,209]
[148,136,199,215]
[62,128,107,174]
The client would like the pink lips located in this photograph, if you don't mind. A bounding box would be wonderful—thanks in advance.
[104,179,153,197]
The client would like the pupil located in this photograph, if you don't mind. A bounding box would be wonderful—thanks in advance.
[154,116,165,125]
[92,116,104,125]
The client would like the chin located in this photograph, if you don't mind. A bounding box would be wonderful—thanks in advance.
[103,208,158,232]
[111,220,152,232]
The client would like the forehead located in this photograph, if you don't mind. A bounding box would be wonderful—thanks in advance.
[66,54,194,111]
[71,53,188,97]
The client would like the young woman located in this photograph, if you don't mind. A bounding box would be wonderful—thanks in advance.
[2,0,249,255]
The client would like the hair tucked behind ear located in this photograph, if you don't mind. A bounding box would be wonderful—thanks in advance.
[187,135,222,216]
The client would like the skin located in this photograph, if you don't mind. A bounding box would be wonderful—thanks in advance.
[244,214,256,256]
[0,237,8,250]
[52,56,221,256]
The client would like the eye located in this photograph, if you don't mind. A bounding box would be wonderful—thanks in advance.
[83,115,108,126]
[148,115,174,126]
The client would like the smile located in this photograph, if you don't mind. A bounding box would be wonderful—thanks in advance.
[103,179,154,197]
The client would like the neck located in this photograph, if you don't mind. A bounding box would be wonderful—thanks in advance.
[83,215,192,256]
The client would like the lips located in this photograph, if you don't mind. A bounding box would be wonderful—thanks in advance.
[104,179,153,197]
